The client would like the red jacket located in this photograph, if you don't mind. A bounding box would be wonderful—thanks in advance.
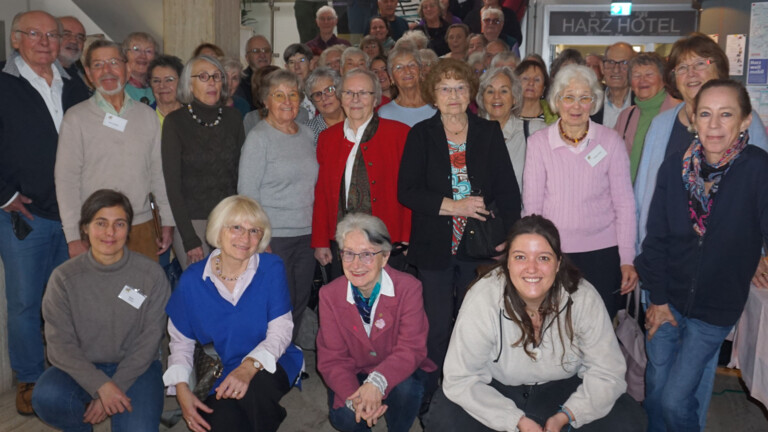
[311,118,411,247]
[317,266,436,409]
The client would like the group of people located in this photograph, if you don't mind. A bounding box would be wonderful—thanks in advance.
[2,3,768,432]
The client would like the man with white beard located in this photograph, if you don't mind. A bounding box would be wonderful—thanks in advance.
[57,16,88,90]
[54,39,174,262]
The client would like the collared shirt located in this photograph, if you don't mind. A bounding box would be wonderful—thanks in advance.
[342,115,374,205]
[301,96,316,121]
[93,90,134,117]
[345,268,395,336]
[162,250,293,393]
[549,120,591,155]
[306,34,351,56]
[15,55,64,132]
[602,88,632,129]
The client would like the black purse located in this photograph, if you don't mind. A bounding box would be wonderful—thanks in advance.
[193,343,223,401]
[459,201,506,259]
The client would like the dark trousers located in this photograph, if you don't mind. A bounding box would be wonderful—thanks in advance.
[271,235,316,340]
[294,0,324,43]
[567,246,622,318]
[425,376,647,431]
[202,364,290,432]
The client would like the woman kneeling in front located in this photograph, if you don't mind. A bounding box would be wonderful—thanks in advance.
[427,215,646,432]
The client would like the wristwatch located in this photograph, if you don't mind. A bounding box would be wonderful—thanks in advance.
[252,359,263,372]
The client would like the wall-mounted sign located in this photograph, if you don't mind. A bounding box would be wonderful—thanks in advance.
[549,10,696,37]
[610,3,632,17]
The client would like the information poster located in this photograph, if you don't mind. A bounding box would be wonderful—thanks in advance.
[748,2,768,85]
[727,34,746,76]
[747,86,768,129]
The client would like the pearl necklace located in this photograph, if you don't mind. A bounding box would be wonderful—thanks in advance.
[187,104,223,127]
[214,255,244,282]
[558,120,589,145]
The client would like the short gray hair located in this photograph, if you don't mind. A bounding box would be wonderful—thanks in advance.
[177,55,228,105]
[628,52,665,80]
[339,69,382,107]
[490,51,519,69]
[259,69,302,108]
[476,67,523,117]
[397,30,429,50]
[418,49,438,67]
[468,51,485,68]
[305,67,341,102]
[319,44,346,67]
[481,7,504,24]
[387,45,422,76]
[316,5,337,19]
[121,32,160,56]
[335,213,392,253]
[341,47,370,69]
[547,64,604,116]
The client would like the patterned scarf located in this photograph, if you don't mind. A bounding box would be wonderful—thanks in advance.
[352,281,381,325]
[682,130,749,236]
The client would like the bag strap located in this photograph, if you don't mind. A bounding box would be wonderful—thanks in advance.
[625,286,641,321]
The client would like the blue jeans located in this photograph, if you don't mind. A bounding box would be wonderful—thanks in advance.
[644,305,732,432]
[328,369,426,432]
[0,210,68,382]
[32,360,164,432]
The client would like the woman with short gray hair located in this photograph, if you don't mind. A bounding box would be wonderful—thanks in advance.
[477,67,526,191]
[524,64,637,319]
[305,67,345,146]
[162,55,244,268]
[341,46,370,75]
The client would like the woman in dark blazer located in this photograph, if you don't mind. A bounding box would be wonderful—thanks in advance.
[398,58,521,398]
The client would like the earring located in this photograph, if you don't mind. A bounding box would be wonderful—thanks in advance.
[739,130,745,139]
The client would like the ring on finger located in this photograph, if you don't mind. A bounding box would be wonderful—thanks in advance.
[232,390,240,396]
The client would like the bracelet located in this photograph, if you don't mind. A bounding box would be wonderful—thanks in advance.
[558,406,573,431]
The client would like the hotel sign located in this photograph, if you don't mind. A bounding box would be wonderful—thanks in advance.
[549,10,696,37]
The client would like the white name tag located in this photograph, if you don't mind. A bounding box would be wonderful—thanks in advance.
[103,113,127,132]
[585,144,607,167]
[118,285,146,309]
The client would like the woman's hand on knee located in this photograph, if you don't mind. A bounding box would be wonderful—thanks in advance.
[645,303,678,340]
[96,381,132,416]
[83,400,108,425]
[176,383,213,432]
[215,362,257,400]
[517,415,545,432]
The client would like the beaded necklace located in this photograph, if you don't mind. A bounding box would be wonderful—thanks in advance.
[214,254,244,282]
[187,104,223,127]
[558,120,589,145]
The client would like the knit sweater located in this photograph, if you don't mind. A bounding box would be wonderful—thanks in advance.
[162,101,244,252]
[55,95,174,242]
[42,249,170,396]
[238,120,318,237]
[377,100,437,127]
[523,120,636,265]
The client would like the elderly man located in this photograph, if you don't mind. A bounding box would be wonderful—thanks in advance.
[592,41,636,128]
[480,8,518,55]
[55,40,174,263]
[57,16,85,72]
[306,6,350,56]
[464,0,522,49]
[238,34,272,108]
[122,31,158,104]
[0,10,89,415]
[483,39,509,69]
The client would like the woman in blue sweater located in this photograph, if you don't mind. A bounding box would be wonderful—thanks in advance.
[636,80,768,432]
[163,196,303,432]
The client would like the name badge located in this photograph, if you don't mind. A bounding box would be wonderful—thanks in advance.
[103,113,127,132]
[118,285,146,309]
[585,144,607,167]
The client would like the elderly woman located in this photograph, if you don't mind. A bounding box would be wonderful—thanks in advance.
[317,213,436,432]
[341,47,370,75]
[244,65,311,134]
[477,67,526,191]
[378,46,437,126]
[614,53,681,183]
[221,57,252,118]
[239,69,319,340]
[163,195,303,432]
[32,190,170,431]
[283,43,315,120]
[162,55,244,269]
[515,59,557,133]
[370,56,393,103]
[490,51,519,70]
[305,67,346,145]
[414,0,450,56]
[360,35,384,59]
[148,54,184,126]
[122,32,158,103]
[427,215,646,432]
[468,51,486,77]
[467,33,488,57]
[523,64,637,319]
[320,44,346,74]
[367,17,395,53]
[443,23,470,60]
[418,49,439,77]
[398,58,521,396]
[312,69,411,280]
[637,80,768,432]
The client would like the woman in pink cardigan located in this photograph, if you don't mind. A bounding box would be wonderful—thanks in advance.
[317,213,436,432]
[523,64,637,318]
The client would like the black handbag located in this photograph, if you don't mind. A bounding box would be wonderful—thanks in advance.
[459,201,506,259]
[193,343,223,401]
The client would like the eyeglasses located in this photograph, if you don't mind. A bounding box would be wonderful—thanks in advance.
[482,18,501,25]
[15,29,61,41]
[392,62,419,73]
[62,31,86,42]
[226,225,264,238]
[602,59,629,71]
[90,58,124,70]
[192,72,223,82]
[310,85,336,101]
[674,58,713,75]
[150,76,177,86]
[270,91,301,103]
[248,47,271,54]
[559,95,594,106]
[287,57,308,66]
[341,90,375,99]
[340,249,384,264]
[129,45,155,56]
[435,85,468,97]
